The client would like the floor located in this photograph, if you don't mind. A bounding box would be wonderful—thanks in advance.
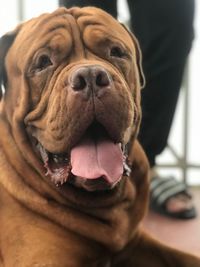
[143,187,200,257]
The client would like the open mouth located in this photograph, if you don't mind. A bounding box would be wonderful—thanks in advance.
[35,121,131,191]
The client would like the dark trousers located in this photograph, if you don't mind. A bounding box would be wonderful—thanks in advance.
[59,0,195,167]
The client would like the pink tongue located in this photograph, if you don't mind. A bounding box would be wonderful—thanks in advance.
[70,136,123,185]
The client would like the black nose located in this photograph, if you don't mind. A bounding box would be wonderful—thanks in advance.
[70,65,111,98]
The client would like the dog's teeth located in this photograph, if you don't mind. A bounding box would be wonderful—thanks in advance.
[122,144,126,152]
[123,161,131,177]
[120,143,126,152]
[53,157,59,163]
[52,154,59,159]
[52,154,68,164]
[38,143,49,162]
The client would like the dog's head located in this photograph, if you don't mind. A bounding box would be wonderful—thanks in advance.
[0,7,144,193]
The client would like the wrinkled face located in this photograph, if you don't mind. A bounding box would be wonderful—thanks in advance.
[3,7,142,192]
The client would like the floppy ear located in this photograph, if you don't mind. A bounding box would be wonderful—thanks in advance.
[0,27,21,100]
[120,23,145,89]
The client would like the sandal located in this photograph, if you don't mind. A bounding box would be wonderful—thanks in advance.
[150,176,197,219]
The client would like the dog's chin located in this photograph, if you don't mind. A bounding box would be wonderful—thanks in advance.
[68,175,117,192]
[30,121,131,192]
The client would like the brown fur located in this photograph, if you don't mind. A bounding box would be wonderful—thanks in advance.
[0,7,199,267]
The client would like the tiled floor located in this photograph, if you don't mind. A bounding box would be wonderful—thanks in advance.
[143,187,200,257]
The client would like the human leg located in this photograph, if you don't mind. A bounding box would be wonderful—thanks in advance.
[128,0,196,218]
[128,0,194,166]
[59,0,117,18]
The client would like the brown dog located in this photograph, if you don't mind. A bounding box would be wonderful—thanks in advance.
[0,7,199,267]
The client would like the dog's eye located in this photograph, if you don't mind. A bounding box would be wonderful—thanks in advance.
[110,46,126,58]
[35,54,53,72]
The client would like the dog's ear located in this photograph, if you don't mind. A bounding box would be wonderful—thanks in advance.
[0,26,21,100]
[120,23,145,89]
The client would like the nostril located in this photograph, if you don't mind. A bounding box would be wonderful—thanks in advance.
[96,71,110,87]
[71,74,87,91]
[70,66,111,95]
